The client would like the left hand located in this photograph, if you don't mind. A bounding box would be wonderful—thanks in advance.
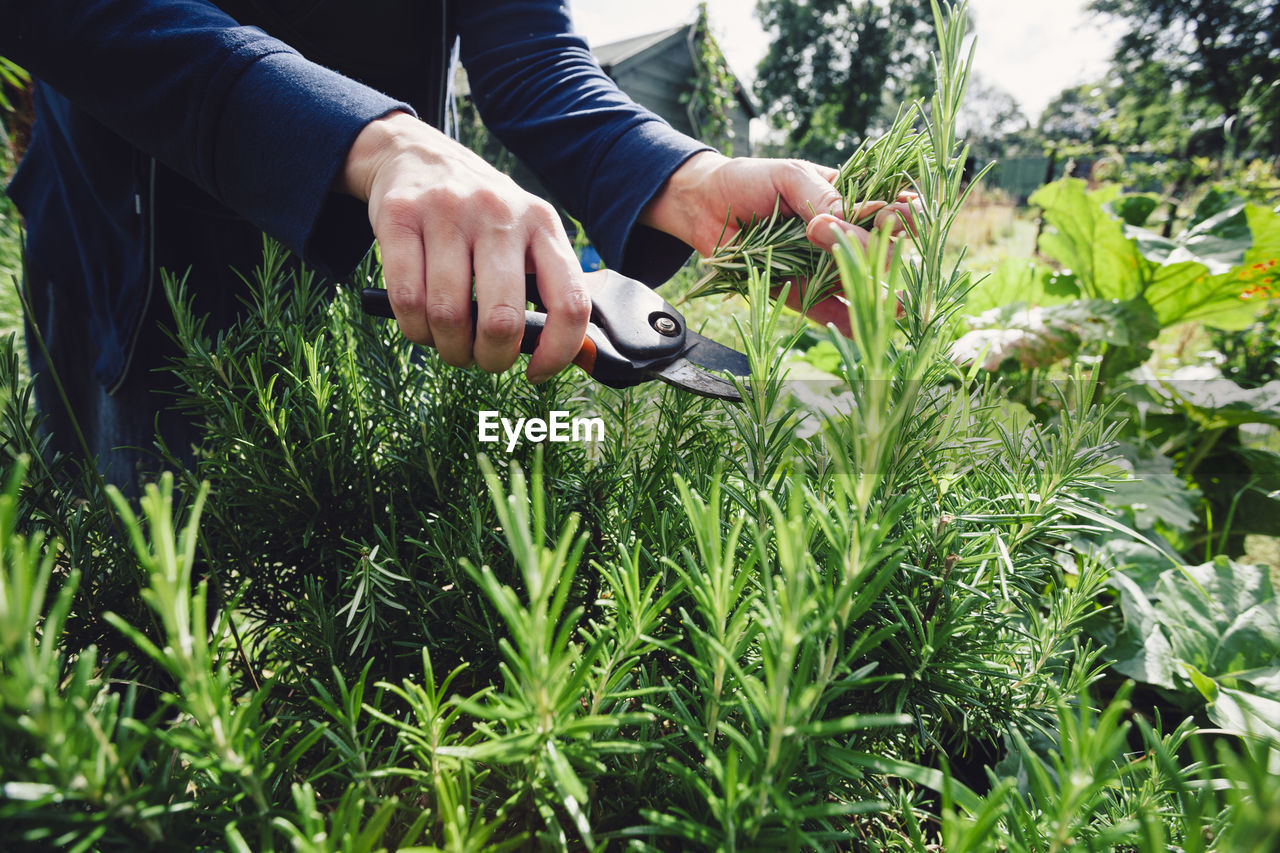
[640,151,917,334]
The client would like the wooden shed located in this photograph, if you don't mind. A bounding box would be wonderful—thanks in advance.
[455,23,756,156]
[592,24,757,155]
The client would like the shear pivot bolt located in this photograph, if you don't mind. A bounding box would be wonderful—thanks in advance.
[652,314,680,337]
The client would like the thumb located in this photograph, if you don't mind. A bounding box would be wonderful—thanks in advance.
[777,161,844,222]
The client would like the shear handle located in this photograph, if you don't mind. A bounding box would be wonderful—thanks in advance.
[359,288,650,388]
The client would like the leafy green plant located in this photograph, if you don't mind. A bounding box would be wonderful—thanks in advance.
[960,179,1280,377]
[956,177,1280,562]
[935,684,1280,853]
[1210,299,1280,388]
[682,2,740,156]
[0,58,29,122]
[1106,556,1280,737]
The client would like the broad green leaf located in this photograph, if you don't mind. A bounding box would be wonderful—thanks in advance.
[1047,297,1159,353]
[793,339,843,375]
[1223,666,1280,695]
[1032,180,1139,302]
[1194,187,1243,222]
[1127,202,1251,273]
[1109,570,1178,690]
[1032,178,1280,331]
[1105,443,1201,535]
[1182,662,1219,702]
[1164,378,1280,428]
[952,298,1158,371]
[1109,194,1160,228]
[1206,684,1280,742]
[961,257,1078,316]
[1245,202,1280,275]
[1111,557,1280,699]
[1161,558,1280,677]
[1077,536,1173,591]
[1111,619,1178,690]
[1143,200,1280,330]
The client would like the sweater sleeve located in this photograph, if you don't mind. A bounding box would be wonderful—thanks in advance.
[0,0,411,275]
[457,1,712,286]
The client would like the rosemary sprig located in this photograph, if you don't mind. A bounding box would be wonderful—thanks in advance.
[689,94,934,302]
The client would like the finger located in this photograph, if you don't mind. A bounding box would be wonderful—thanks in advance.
[901,195,925,233]
[806,214,872,252]
[380,225,432,346]
[422,234,475,367]
[777,160,845,221]
[525,232,590,383]
[846,199,887,225]
[873,200,918,237]
[472,240,529,373]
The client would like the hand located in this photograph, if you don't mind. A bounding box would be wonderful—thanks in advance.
[785,191,920,334]
[340,111,590,382]
[640,151,918,333]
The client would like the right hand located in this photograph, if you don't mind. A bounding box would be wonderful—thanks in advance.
[339,111,591,382]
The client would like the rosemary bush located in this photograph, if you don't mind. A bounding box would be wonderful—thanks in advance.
[2,3,1277,850]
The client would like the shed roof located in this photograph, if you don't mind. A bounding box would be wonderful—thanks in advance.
[592,25,686,70]
[454,24,758,117]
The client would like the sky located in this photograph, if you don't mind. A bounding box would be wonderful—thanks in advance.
[572,0,1127,122]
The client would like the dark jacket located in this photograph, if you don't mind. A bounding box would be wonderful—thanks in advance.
[2,0,706,390]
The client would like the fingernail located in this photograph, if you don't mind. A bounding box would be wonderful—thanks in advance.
[527,370,551,384]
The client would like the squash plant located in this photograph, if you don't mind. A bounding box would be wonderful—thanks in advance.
[2,3,1278,850]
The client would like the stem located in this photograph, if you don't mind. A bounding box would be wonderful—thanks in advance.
[1181,426,1227,479]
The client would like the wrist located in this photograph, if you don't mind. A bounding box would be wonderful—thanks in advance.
[640,150,729,244]
[337,110,419,201]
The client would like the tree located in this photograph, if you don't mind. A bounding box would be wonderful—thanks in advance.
[684,2,741,155]
[1090,0,1280,156]
[754,0,941,163]
[960,75,1034,165]
[1037,83,1115,147]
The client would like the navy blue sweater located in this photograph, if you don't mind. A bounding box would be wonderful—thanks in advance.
[2,0,707,388]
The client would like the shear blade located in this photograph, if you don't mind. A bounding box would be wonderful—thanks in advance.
[650,358,743,400]
[648,329,750,401]
[681,329,751,376]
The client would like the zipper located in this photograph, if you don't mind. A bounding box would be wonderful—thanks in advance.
[438,0,457,136]
[108,154,157,395]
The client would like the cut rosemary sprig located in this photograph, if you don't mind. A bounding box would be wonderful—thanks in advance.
[689,105,932,302]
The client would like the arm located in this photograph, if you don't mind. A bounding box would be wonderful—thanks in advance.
[453,2,916,336]
[2,0,594,381]
[456,1,711,285]
[334,0,701,382]
[0,0,408,275]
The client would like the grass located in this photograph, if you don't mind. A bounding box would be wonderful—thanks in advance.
[943,188,1037,271]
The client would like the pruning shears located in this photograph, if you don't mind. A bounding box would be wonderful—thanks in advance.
[360,270,749,401]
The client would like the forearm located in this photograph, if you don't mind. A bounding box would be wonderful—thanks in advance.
[458,0,710,283]
[637,150,731,255]
[2,0,408,273]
